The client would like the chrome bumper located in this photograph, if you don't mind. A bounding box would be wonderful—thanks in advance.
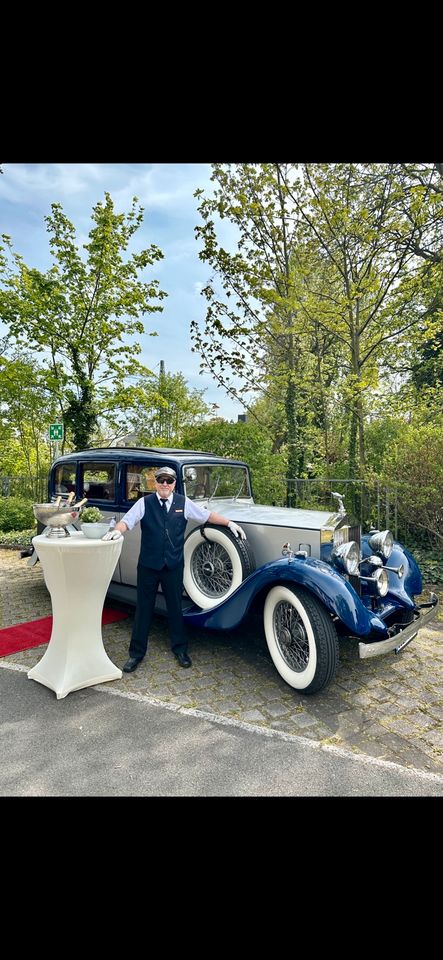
[359,592,439,659]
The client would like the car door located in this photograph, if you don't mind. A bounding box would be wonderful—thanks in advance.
[79,458,122,582]
[118,460,158,586]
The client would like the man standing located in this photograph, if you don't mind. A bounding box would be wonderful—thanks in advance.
[102,466,246,672]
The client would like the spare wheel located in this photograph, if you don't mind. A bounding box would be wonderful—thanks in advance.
[183,523,256,609]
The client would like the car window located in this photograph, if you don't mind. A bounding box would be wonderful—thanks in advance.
[54,464,77,496]
[183,464,251,500]
[124,464,163,501]
[81,462,116,501]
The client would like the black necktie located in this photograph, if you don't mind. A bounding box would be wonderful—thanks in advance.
[160,499,167,510]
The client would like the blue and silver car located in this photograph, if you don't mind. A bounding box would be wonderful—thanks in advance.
[44,445,439,695]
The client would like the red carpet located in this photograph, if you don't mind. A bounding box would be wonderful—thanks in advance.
[0,607,129,657]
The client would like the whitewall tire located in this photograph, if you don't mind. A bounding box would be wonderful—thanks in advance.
[183,524,255,610]
[263,585,338,695]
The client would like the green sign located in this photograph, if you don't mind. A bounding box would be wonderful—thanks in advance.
[49,423,64,441]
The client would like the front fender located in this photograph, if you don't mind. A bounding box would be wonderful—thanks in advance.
[361,536,423,599]
[183,555,388,638]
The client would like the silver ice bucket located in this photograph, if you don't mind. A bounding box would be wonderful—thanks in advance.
[33,502,83,538]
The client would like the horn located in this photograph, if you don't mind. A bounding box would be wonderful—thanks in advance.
[385,563,405,578]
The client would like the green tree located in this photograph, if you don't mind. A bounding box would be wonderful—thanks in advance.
[281,163,428,478]
[193,163,428,486]
[193,163,308,484]
[387,164,443,403]
[381,423,443,546]
[0,193,166,449]
[130,368,210,445]
[182,419,286,504]
[0,352,56,495]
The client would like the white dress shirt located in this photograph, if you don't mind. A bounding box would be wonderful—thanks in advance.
[121,492,211,531]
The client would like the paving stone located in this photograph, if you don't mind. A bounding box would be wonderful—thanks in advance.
[382,717,424,737]
[211,700,243,713]
[405,710,436,731]
[371,701,404,718]
[239,709,267,723]
[263,701,293,719]
[292,712,323,728]
[422,729,443,749]
[425,705,443,722]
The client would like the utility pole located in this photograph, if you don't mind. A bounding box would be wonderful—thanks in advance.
[159,360,166,438]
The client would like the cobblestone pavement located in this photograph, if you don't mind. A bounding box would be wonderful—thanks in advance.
[1,547,442,775]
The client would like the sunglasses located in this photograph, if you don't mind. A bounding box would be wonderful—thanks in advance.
[156,477,175,485]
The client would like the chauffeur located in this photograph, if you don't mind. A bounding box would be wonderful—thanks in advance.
[102,466,246,671]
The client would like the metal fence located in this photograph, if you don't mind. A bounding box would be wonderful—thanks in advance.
[0,476,47,502]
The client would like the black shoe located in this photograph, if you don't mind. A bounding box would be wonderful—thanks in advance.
[123,657,142,673]
[174,649,192,668]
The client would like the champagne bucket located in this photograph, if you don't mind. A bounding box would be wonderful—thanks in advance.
[33,503,82,538]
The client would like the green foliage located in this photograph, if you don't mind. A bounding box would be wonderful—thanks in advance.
[0,497,35,532]
[0,529,34,547]
[193,163,443,481]
[0,353,54,493]
[182,419,286,504]
[364,418,409,474]
[80,506,104,523]
[407,546,443,585]
[0,193,166,450]
[381,424,443,546]
[131,369,210,445]
[0,432,33,477]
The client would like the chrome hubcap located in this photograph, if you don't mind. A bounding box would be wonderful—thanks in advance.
[273,601,310,672]
[192,541,233,598]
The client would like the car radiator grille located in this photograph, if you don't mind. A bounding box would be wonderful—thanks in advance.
[348,524,361,596]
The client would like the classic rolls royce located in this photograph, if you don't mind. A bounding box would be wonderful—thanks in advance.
[37,446,439,695]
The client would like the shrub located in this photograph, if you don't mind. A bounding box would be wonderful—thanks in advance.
[0,529,34,547]
[0,497,35,532]
[381,424,443,548]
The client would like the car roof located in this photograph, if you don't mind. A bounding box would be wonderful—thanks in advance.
[52,446,249,468]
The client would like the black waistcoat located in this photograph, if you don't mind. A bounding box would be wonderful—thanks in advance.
[139,493,187,570]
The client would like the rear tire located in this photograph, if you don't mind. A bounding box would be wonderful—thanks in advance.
[263,585,338,694]
[183,524,255,609]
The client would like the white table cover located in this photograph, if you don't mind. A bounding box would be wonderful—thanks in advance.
[28,533,123,699]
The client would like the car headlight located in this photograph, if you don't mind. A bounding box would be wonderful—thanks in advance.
[368,529,394,559]
[333,540,361,575]
[373,567,389,596]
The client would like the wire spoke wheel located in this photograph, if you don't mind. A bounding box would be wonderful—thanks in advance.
[184,524,256,610]
[264,585,339,694]
[193,540,234,598]
[273,599,310,672]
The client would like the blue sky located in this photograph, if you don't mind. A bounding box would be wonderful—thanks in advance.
[0,162,243,421]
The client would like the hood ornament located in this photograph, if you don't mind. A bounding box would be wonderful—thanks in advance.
[331,491,346,517]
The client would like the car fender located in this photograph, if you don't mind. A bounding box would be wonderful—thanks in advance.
[361,536,422,599]
[183,555,388,638]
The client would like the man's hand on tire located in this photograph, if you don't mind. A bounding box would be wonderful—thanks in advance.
[227,521,247,540]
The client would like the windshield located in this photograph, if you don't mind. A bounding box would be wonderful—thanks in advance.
[182,464,252,501]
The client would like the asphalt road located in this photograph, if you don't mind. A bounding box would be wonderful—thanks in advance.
[1,665,442,796]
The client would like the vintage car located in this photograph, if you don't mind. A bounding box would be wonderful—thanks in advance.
[37,446,439,695]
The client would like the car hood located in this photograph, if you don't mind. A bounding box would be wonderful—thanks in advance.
[201,499,341,531]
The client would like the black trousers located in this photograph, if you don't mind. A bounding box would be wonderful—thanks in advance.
[129,562,186,661]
